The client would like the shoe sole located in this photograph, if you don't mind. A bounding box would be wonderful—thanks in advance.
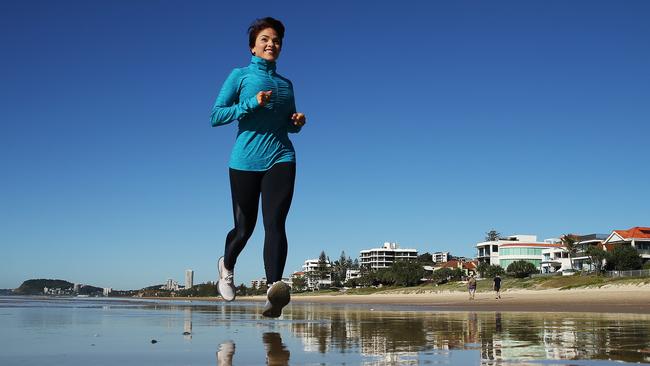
[262,282,291,318]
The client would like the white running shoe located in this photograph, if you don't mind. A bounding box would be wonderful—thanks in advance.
[262,281,291,318]
[217,257,236,302]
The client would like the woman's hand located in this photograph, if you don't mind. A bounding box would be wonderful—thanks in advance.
[256,90,272,106]
[291,112,306,127]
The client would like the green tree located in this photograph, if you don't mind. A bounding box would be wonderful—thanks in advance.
[506,260,538,278]
[608,245,643,271]
[561,234,580,270]
[485,230,501,242]
[389,261,425,287]
[450,268,464,281]
[331,251,352,287]
[352,258,360,269]
[485,264,505,278]
[417,252,433,264]
[344,278,358,288]
[316,251,329,280]
[476,262,490,278]
[236,283,248,296]
[431,268,453,284]
[358,270,378,287]
[291,276,307,292]
[585,246,609,273]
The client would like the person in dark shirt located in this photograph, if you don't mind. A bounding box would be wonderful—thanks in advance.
[493,274,502,299]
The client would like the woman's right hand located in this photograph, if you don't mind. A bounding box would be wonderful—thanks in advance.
[256,90,272,106]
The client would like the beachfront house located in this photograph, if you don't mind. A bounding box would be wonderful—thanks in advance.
[476,235,539,266]
[602,226,650,264]
[436,259,478,277]
[345,269,361,282]
[499,241,562,272]
[541,246,572,273]
[570,234,609,271]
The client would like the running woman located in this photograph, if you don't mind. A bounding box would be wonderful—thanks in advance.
[210,17,306,318]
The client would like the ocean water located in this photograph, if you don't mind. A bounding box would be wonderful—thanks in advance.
[1,296,649,365]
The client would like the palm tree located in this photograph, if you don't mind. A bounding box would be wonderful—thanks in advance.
[561,234,579,271]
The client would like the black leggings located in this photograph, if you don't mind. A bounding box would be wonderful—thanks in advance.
[223,162,296,283]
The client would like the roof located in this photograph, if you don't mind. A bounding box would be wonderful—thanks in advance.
[613,227,650,240]
[439,260,477,270]
[499,243,562,248]
[360,248,417,253]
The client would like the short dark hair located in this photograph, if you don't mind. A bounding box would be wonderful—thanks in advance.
[248,17,285,48]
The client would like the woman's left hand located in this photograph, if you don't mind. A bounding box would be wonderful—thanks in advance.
[291,113,306,127]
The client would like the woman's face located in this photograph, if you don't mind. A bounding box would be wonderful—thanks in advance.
[251,27,282,62]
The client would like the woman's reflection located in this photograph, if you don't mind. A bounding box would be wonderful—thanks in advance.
[263,332,290,366]
[216,333,290,366]
[216,340,235,366]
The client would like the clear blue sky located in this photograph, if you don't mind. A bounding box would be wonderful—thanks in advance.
[2,0,649,290]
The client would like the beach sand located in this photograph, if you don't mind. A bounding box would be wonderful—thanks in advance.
[284,287,650,314]
[150,285,650,314]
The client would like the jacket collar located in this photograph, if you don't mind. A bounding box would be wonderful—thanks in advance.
[250,55,277,73]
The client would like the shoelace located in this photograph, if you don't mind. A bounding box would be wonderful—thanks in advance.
[224,273,233,284]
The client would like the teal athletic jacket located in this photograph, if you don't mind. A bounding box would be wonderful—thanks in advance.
[210,56,301,171]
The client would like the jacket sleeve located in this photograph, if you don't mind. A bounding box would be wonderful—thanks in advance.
[210,69,260,127]
[286,82,302,134]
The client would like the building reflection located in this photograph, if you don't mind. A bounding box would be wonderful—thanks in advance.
[140,301,649,364]
[183,307,192,340]
[283,306,650,365]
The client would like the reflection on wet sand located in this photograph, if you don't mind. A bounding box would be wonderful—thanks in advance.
[216,340,235,366]
[3,297,650,365]
[183,307,192,340]
[282,304,650,364]
[217,332,290,366]
[263,333,290,366]
[159,302,650,364]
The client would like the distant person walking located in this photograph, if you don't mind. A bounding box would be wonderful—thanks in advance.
[493,274,502,299]
[210,17,306,318]
[467,274,477,300]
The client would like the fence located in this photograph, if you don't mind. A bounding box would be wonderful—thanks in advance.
[604,269,650,278]
[531,272,561,278]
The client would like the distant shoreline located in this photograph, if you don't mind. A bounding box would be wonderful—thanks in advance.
[142,285,650,314]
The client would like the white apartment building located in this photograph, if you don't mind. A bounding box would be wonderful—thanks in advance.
[162,279,179,291]
[185,269,194,289]
[359,242,418,269]
[302,258,332,290]
[251,277,291,289]
[346,269,361,282]
[103,287,112,296]
[251,278,267,289]
[432,251,450,263]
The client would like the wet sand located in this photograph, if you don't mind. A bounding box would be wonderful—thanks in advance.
[284,288,650,314]
[147,285,650,314]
